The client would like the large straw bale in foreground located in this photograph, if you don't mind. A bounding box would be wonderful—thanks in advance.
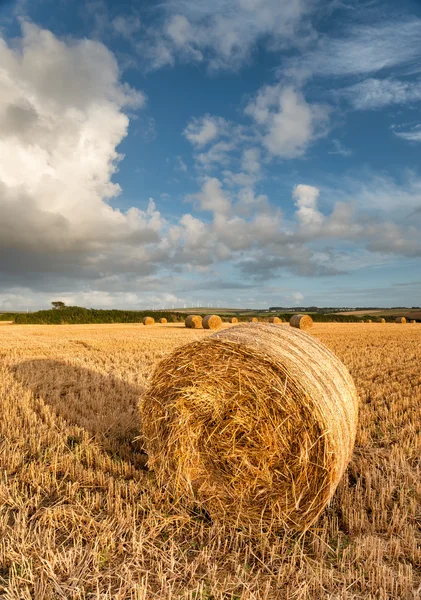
[268,316,282,324]
[141,323,358,532]
[203,314,222,330]
[290,314,313,330]
[396,317,406,324]
[143,316,155,326]
[228,317,239,324]
[185,315,203,329]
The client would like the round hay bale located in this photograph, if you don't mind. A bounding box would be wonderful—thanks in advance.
[185,315,203,329]
[367,319,372,324]
[376,318,386,323]
[248,317,258,323]
[159,318,167,324]
[411,320,416,324]
[143,316,155,326]
[203,314,222,330]
[290,314,313,330]
[141,323,359,532]
[268,316,282,324]
[360,320,364,323]
[228,317,239,324]
[395,317,406,324]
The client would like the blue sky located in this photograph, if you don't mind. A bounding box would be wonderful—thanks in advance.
[1,0,421,310]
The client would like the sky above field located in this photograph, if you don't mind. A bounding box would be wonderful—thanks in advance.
[1,0,421,310]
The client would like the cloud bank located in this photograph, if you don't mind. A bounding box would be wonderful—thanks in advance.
[1,21,421,310]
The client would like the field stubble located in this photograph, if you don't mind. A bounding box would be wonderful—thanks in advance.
[0,322,420,599]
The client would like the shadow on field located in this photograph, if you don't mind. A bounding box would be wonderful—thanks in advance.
[13,359,148,469]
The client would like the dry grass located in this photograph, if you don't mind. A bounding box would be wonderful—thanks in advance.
[0,322,420,599]
[141,324,358,532]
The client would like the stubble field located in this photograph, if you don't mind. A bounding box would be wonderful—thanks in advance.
[0,322,420,599]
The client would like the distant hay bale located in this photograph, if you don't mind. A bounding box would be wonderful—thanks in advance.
[367,319,372,324]
[268,316,282,324]
[290,314,313,330]
[411,320,416,324]
[141,323,358,532]
[203,314,222,330]
[249,317,258,323]
[143,316,155,326]
[376,318,386,323]
[159,318,167,324]
[360,320,364,323]
[228,317,239,324]
[185,315,203,329]
[395,317,406,324]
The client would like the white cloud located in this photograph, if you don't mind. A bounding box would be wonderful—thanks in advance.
[0,22,159,257]
[183,115,227,146]
[241,147,261,175]
[293,184,324,227]
[175,155,188,172]
[112,15,142,38]
[393,125,421,142]
[142,0,313,71]
[196,140,237,170]
[342,78,421,110]
[187,177,231,214]
[328,139,352,157]
[294,19,421,79]
[246,85,329,158]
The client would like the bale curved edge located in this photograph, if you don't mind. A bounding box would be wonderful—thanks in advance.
[140,323,359,532]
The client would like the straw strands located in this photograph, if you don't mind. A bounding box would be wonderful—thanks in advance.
[268,316,282,324]
[203,315,222,330]
[141,323,359,532]
[396,317,407,324]
[290,314,313,330]
[185,315,203,329]
[143,317,155,326]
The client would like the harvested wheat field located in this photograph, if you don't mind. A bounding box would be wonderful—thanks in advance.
[0,322,420,599]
